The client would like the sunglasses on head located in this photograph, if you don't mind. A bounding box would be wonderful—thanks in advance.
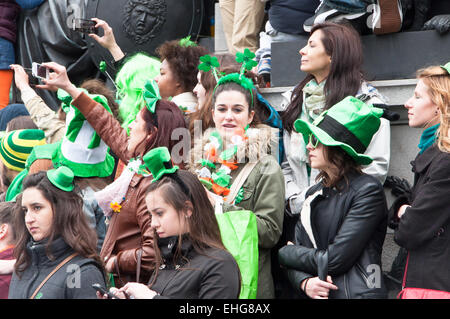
[309,134,320,148]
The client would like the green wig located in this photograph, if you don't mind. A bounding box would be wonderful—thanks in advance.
[115,53,161,130]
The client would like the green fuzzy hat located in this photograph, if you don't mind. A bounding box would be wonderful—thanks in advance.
[294,96,383,165]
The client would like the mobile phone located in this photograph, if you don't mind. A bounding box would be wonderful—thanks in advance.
[31,62,49,80]
[72,18,98,34]
[92,283,117,299]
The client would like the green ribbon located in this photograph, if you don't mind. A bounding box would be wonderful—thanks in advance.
[143,79,161,114]
[212,169,231,188]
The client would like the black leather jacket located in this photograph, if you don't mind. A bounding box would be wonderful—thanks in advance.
[278,173,388,299]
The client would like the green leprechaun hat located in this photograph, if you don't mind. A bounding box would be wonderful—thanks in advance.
[47,166,75,192]
[54,88,115,178]
[142,147,178,182]
[294,96,384,165]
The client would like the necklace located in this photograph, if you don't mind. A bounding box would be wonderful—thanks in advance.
[196,128,247,202]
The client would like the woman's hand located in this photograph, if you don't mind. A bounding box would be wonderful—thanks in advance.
[89,18,125,61]
[119,282,158,299]
[303,276,338,299]
[96,287,127,299]
[10,64,31,91]
[35,62,80,98]
[397,204,410,219]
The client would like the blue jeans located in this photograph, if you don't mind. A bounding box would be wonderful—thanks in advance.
[0,38,15,70]
[324,0,375,14]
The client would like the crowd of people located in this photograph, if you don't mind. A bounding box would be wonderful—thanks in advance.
[0,1,448,300]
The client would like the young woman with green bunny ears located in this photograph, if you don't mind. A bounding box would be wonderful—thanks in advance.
[189,49,285,299]
[278,96,389,299]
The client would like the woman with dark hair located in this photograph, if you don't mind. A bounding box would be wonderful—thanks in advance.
[189,66,284,298]
[36,61,187,288]
[191,53,283,160]
[155,39,208,115]
[100,148,240,299]
[278,96,388,299]
[8,167,106,299]
[281,22,390,224]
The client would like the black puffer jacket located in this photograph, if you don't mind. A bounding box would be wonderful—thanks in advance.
[391,145,450,292]
[278,173,388,299]
[150,235,241,299]
[8,237,106,299]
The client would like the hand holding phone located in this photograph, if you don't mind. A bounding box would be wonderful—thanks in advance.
[92,283,117,299]
[32,62,49,80]
[72,18,98,34]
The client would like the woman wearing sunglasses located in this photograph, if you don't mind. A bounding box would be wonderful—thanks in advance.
[278,96,388,299]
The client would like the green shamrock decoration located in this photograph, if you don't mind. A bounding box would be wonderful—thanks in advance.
[236,48,258,73]
[143,79,161,114]
[198,55,220,72]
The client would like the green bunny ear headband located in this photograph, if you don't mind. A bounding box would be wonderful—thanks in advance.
[47,166,75,192]
[143,79,161,114]
[441,62,450,74]
[200,48,257,107]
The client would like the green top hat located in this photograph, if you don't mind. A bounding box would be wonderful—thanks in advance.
[441,62,450,74]
[47,166,75,192]
[142,147,179,182]
[294,96,383,165]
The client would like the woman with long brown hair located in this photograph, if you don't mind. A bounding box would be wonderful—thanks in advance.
[9,167,106,299]
[99,149,240,299]
[281,22,391,223]
[36,61,187,288]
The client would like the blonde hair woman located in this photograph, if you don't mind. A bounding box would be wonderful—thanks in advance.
[390,62,450,298]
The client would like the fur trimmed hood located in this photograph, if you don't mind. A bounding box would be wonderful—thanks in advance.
[188,124,279,172]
